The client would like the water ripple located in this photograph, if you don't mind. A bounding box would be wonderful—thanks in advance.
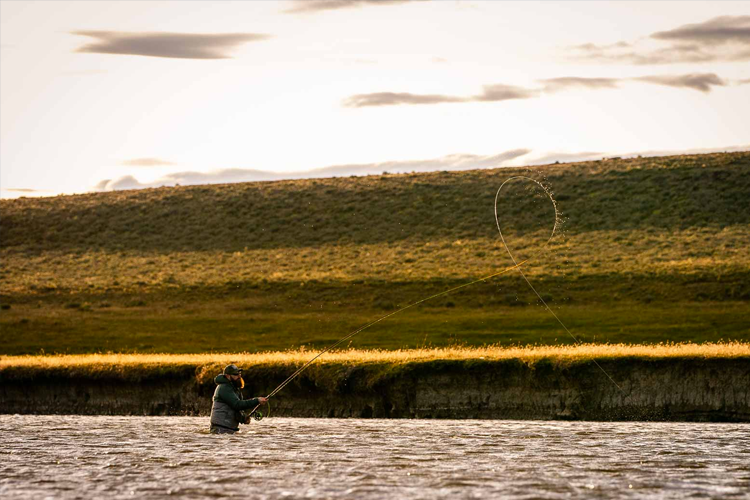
[0,416,748,499]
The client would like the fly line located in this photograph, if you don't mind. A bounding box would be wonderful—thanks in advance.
[250,174,620,417]
[495,176,622,391]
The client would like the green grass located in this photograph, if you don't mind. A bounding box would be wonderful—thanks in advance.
[0,295,748,355]
[1,151,748,354]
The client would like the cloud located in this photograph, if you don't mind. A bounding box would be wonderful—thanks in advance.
[120,158,176,167]
[571,41,632,52]
[571,43,747,65]
[343,92,466,107]
[94,149,531,191]
[472,84,539,102]
[285,0,417,14]
[92,144,750,194]
[343,84,538,108]
[343,72,728,107]
[94,179,111,191]
[539,77,621,93]
[314,149,532,175]
[634,73,727,93]
[3,188,48,193]
[569,16,750,64]
[72,31,271,59]
[103,175,145,191]
[651,15,750,46]
[0,187,54,199]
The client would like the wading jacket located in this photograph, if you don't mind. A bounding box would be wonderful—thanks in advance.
[209,374,261,432]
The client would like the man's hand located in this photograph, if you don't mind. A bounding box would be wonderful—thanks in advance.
[257,397,268,405]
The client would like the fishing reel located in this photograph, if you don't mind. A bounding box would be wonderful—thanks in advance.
[244,411,262,423]
[247,401,270,423]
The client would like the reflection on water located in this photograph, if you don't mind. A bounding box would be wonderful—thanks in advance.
[0,416,748,499]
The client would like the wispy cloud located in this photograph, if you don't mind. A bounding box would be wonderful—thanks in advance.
[120,158,176,167]
[94,149,531,192]
[570,42,745,65]
[651,15,750,45]
[569,16,750,64]
[72,31,271,59]
[634,73,727,93]
[0,187,54,199]
[343,84,538,107]
[343,73,727,108]
[285,0,418,14]
[92,144,750,194]
[3,188,49,193]
[343,92,466,107]
[539,77,621,93]
[472,84,540,102]
[571,41,632,52]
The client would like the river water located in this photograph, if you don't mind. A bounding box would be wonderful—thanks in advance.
[1,416,748,499]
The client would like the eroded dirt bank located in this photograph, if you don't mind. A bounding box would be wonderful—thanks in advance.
[1,358,749,421]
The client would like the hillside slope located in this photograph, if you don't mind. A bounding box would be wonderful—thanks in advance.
[1,151,748,354]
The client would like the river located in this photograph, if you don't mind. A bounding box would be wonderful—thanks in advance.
[0,416,748,499]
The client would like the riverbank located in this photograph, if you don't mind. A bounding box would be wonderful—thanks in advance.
[2,344,749,421]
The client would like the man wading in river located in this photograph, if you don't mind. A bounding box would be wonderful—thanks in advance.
[209,364,267,434]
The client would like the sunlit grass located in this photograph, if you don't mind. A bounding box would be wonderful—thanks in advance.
[2,342,748,373]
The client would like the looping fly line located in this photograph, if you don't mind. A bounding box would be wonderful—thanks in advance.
[496,176,622,391]
[249,175,621,417]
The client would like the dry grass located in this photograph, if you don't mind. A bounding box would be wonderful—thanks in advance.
[2,342,749,373]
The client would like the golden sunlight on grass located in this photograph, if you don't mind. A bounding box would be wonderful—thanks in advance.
[2,342,748,373]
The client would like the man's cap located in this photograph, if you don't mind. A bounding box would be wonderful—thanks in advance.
[223,364,242,376]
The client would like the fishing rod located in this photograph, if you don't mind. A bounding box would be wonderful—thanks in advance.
[248,175,620,418]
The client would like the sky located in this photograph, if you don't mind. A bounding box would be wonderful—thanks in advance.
[1,1,749,198]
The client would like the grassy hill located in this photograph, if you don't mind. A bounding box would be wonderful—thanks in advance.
[1,151,749,354]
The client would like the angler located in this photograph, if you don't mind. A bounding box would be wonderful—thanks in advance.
[209,364,267,434]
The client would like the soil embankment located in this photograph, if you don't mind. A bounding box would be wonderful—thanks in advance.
[2,357,749,421]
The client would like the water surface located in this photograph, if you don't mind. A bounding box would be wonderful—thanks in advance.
[1,416,748,499]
